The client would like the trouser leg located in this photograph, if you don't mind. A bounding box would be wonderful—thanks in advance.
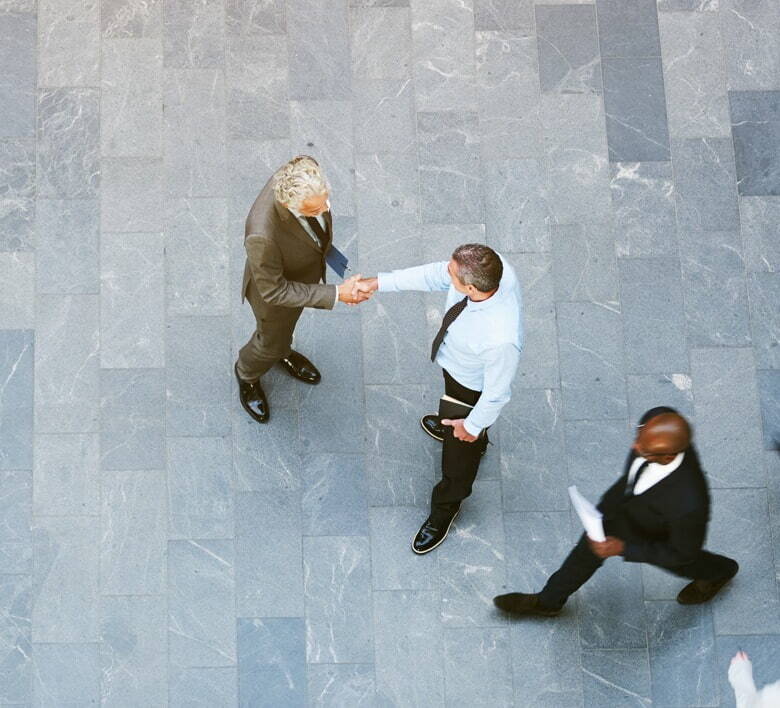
[429,370,488,519]
[237,284,303,382]
[538,533,604,610]
[660,551,739,582]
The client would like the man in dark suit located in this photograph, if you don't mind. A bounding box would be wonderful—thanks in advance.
[494,407,739,616]
[236,156,368,423]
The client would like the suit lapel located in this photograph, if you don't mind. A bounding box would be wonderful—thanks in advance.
[273,200,323,254]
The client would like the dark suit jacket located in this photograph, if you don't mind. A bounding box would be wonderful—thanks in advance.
[597,447,711,569]
[241,171,336,319]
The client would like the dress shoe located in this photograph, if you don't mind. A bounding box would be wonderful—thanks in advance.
[411,507,459,555]
[279,350,321,384]
[235,363,269,423]
[420,414,488,456]
[493,592,561,617]
[677,565,738,605]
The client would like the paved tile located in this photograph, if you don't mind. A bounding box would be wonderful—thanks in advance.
[33,434,99,516]
[38,0,100,87]
[444,627,513,706]
[626,374,695,424]
[101,471,166,595]
[100,596,167,708]
[551,222,618,305]
[0,138,35,250]
[33,642,100,707]
[350,7,411,80]
[304,536,374,663]
[659,11,730,139]
[720,0,780,91]
[102,0,163,38]
[307,664,376,707]
[564,418,630,502]
[0,253,34,330]
[474,0,532,31]
[0,12,36,138]
[536,5,601,95]
[164,0,224,68]
[168,539,236,668]
[581,648,652,708]
[596,0,660,59]
[352,79,415,154]
[370,506,436,590]
[619,258,688,374]
[0,470,32,574]
[225,0,285,36]
[603,58,670,162]
[756,370,780,450]
[741,196,780,272]
[100,158,163,232]
[0,330,33,470]
[37,199,99,294]
[237,618,305,707]
[169,667,237,708]
[730,90,780,196]
[0,574,32,704]
[302,454,369,535]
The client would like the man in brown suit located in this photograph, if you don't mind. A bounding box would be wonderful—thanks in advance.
[236,156,368,423]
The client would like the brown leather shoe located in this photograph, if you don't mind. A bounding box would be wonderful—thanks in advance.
[493,592,561,617]
[677,568,738,605]
[279,350,321,384]
[235,363,269,423]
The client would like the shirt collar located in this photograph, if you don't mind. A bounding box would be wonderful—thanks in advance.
[637,451,685,473]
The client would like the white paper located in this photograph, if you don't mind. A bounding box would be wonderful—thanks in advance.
[568,485,606,542]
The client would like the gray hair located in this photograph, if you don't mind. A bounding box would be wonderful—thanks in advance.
[273,155,330,209]
[451,244,503,293]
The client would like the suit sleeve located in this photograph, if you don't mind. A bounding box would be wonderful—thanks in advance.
[245,234,338,310]
[622,509,708,567]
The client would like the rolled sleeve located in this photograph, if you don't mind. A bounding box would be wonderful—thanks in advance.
[378,261,450,292]
[464,343,520,435]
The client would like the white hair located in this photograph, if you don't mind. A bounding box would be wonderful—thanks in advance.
[273,156,329,209]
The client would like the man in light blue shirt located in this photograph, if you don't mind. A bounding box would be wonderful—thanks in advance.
[356,244,523,553]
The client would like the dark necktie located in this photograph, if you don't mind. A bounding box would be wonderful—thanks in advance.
[304,215,329,250]
[430,296,468,362]
[625,460,650,498]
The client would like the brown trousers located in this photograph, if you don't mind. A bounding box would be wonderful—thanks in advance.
[236,279,303,382]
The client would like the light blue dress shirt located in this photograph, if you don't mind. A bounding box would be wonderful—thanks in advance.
[377,255,523,437]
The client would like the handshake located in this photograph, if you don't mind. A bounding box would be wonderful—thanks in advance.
[336,274,379,305]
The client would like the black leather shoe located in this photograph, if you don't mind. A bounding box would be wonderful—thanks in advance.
[420,414,488,456]
[420,414,445,441]
[677,563,739,605]
[411,508,459,555]
[493,593,561,617]
[235,363,269,423]
[279,350,321,384]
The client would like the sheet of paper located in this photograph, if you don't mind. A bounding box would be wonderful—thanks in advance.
[568,485,606,542]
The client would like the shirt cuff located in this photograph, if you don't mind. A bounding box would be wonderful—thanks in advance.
[376,272,395,292]
[333,285,339,309]
[463,418,483,438]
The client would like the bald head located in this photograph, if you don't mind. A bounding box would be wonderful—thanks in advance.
[633,411,691,464]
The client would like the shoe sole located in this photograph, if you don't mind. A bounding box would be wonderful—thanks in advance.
[676,574,735,605]
[419,416,444,442]
[411,509,459,555]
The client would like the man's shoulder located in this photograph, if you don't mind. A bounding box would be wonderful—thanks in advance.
[245,176,281,239]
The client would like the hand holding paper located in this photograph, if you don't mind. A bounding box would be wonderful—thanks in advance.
[568,486,606,542]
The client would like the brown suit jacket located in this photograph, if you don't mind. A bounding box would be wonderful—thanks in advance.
[241,172,337,319]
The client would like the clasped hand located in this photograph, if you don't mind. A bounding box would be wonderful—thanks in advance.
[588,536,625,558]
[337,275,379,305]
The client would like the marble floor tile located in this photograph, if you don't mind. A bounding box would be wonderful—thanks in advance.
[0,138,35,250]
[603,58,670,162]
[304,536,374,663]
[235,490,303,617]
[444,627,513,706]
[552,222,618,305]
[756,369,780,450]
[350,7,412,80]
[307,664,376,707]
[238,618,305,707]
[33,642,100,708]
[720,0,780,91]
[225,0,285,36]
[596,0,660,59]
[646,601,717,707]
[33,516,100,643]
[475,31,543,160]
[163,0,224,68]
[33,433,99,516]
[0,330,33,470]
[679,230,751,348]
[373,590,444,706]
[36,199,99,294]
[100,158,163,233]
[626,374,695,424]
[101,470,166,596]
[287,0,350,100]
[730,90,780,196]
[691,348,765,488]
[619,258,688,374]
[353,79,415,154]
[581,648,652,708]
[101,38,163,157]
[168,539,236,668]
[740,196,780,272]
[0,470,32,574]
[659,11,730,139]
[411,0,476,111]
[100,596,166,708]
[0,12,36,138]
[536,4,601,95]
[0,252,34,329]
[169,667,237,708]
[0,574,32,704]
[302,453,369,536]
[474,0,533,31]
[38,0,100,87]
[564,418,630,502]
[102,0,163,38]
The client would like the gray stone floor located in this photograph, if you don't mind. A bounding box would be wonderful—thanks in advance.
[1,0,779,705]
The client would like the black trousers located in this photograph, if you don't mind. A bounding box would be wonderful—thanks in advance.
[429,370,489,520]
[538,530,739,610]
